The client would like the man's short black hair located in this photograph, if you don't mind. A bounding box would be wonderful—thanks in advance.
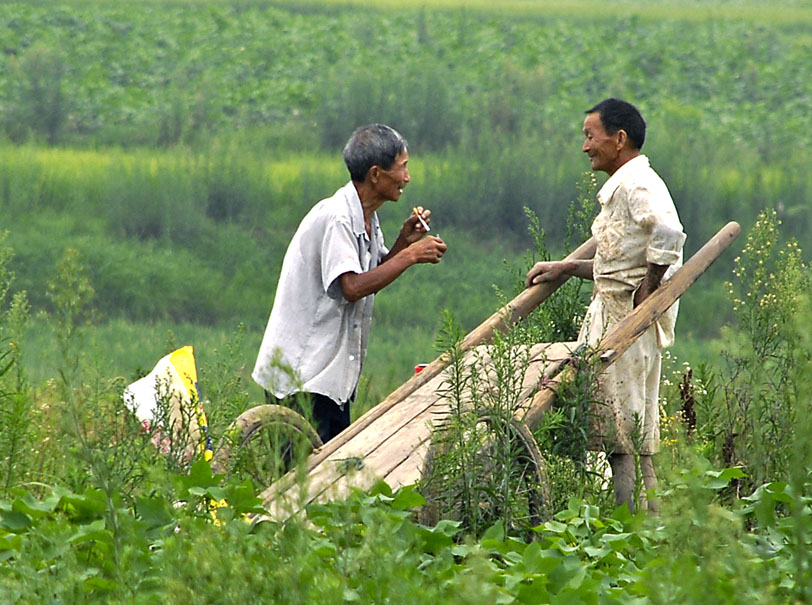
[585,98,646,150]
[343,124,408,182]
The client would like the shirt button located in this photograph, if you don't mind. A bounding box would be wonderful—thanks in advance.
[349,355,355,361]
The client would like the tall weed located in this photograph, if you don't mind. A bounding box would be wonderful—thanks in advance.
[785,295,812,600]
[662,210,811,499]
[0,233,31,498]
[520,171,597,344]
[421,176,611,528]
[718,211,808,493]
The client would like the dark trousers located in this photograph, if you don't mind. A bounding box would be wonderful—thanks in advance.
[265,390,351,444]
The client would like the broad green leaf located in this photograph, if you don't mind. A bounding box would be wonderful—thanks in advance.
[542,520,568,534]
[136,495,174,528]
[69,519,111,545]
[368,479,393,498]
[188,458,221,488]
[0,532,22,553]
[481,521,505,544]
[1,509,32,532]
[11,492,59,518]
[390,485,426,510]
[56,487,107,522]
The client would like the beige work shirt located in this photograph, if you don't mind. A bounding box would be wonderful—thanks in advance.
[580,155,686,454]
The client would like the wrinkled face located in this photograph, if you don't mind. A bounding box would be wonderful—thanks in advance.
[582,112,621,175]
[375,150,410,201]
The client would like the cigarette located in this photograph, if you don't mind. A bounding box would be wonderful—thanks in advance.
[412,206,430,232]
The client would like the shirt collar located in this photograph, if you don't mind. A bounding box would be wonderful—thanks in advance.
[342,181,369,238]
[597,154,649,205]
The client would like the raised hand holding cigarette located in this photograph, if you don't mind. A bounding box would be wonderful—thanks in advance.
[412,206,430,232]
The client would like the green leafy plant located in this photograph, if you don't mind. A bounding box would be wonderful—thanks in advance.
[421,311,551,537]
[686,210,811,496]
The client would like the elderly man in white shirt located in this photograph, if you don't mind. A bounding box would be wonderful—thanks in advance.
[526,98,686,514]
[253,124,447,443]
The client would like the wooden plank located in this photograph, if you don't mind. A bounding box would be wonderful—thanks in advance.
[517,221,741,430]
[300,237,597,472]
[262,389,446,517]
[381,346,576,490]
[302,392,443,497]
[384,444,430,489]
[305,415,438,507]
[259,372,446,514]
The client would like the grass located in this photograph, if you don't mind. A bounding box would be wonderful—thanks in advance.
[276,0,812,23]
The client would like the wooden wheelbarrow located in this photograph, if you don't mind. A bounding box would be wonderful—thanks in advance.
[257,222,741,522]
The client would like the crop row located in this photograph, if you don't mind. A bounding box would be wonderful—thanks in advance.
[1,2,810,155]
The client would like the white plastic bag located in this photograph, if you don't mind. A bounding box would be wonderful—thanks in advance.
[123,345,212,460]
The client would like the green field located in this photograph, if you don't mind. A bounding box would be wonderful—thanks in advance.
[1,1,811,602]
[2,0,811,395]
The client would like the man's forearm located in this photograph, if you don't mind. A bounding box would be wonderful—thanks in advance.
[525,258,593,287]
[381,235,409,263]
[634,262,669,306]
[642,263,668,289]
[568,259,595,280]
[339,254,412,302]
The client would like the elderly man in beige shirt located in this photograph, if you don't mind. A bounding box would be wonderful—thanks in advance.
[527,98,686,513]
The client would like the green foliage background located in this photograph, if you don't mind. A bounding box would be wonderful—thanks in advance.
[2,0,811,405]
[1,2,812,601]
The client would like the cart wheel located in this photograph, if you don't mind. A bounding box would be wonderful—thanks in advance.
[212,404,323,489]
[419,410,551,534]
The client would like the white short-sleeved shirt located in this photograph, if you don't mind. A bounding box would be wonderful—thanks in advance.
[252,181,388,406]
[578,155,686,454]
[587,154,686,348]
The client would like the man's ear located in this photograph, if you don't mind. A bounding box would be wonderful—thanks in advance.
[367,165,380,184]
[616,129,628,150]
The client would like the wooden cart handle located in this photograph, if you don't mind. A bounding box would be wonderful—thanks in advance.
[518,221,741,429]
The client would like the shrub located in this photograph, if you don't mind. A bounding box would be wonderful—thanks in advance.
[2,44,68,144]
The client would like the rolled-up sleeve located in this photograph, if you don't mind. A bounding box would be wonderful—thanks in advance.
[628,182,686,267]
[647,221,686,266]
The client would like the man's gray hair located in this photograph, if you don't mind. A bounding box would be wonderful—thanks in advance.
[343,124,408,182]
